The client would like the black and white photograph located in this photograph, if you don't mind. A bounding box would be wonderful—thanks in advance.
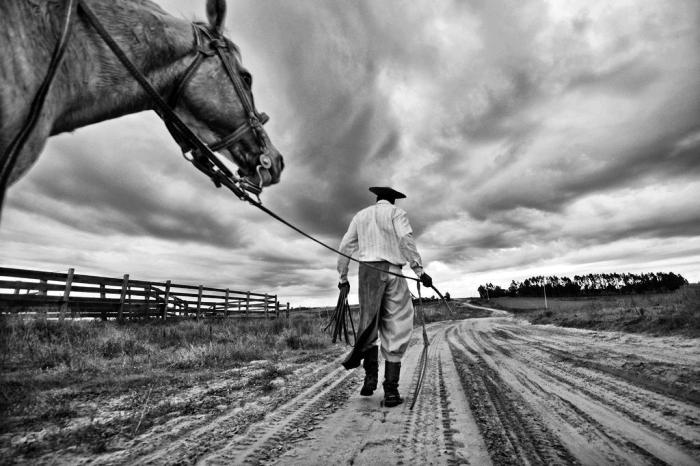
[1,0,699,464]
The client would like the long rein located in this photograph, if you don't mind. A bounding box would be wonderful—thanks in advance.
[4,0,453,308]
[8,0,446,407]
[78,2,453,310]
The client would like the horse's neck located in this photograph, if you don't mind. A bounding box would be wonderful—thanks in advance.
[51,0,193,135]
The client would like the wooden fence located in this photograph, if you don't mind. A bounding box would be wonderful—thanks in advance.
[0,267,291,320]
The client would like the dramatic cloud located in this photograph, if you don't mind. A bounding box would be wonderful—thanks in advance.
[2,0,699,305]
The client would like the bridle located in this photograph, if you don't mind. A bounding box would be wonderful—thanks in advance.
[77,0,273,198]
[165,22,273,194]
[2,0,274,214]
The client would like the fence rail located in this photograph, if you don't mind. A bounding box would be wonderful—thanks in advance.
[0,267,291,320]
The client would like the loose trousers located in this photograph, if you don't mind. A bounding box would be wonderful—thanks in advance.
[342,261,414,369]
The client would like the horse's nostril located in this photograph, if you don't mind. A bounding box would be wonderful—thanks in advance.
[279,156,285,171]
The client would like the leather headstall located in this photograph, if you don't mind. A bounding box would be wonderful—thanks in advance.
[77,0,271,198]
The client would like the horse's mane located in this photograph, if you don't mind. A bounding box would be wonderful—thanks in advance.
[1,0,188,65]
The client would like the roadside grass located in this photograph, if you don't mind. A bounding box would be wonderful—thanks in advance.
[0,315,329,372]
[472,285,700,337]
[0,314,337,458]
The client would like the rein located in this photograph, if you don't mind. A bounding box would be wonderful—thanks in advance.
[2,0,447,410]
[2,0,453,313]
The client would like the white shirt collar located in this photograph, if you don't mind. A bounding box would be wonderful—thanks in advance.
[376,200,392,205]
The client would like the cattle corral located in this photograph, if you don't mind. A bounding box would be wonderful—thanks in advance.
[0,266,290,320]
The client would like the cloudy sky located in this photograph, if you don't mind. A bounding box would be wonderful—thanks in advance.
[2,0,700,306]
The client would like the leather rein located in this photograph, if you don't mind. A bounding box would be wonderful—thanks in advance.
[2,0,455,320]
[77,0,272,198]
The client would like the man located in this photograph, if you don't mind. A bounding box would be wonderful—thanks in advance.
[337,186,432,407]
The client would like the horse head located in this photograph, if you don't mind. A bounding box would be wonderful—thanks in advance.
[169,0,284,190]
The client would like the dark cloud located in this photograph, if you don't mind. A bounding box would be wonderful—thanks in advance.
[7,126,251,248]
[2,0,700,304]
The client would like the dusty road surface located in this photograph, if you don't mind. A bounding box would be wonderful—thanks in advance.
[191,306,698,466]
[84,306,698,465]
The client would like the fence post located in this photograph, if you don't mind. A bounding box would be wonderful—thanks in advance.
[38,279,48,296]
[275,298,280,318]
[224,288,230,317]
[100,283,107,321]
[246,291,250,316]
[163,280,171,320]
[59,268,74,321]
[264,293,269,318]
[196,285,203,320]
[286,302,290,318]
[118,274,129,322]
[145,284,151,318]
[37,279,49,318]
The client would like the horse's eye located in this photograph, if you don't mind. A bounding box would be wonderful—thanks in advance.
[242,72,252,87]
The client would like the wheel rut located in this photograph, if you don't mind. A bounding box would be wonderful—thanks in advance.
[199,366,362,465]
[447,328,577,466]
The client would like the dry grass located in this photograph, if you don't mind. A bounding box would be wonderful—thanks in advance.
[0,314,333,453]
[0,315,328,372]
[473,285,700,336]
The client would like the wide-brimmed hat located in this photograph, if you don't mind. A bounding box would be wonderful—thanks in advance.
[369,186,406,200]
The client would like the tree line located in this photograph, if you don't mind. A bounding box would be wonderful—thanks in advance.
[478,272,688,299]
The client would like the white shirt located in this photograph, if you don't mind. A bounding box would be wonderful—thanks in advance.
[337,200,424,282]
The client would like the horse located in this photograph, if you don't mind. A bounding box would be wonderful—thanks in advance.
[0,0,284,217]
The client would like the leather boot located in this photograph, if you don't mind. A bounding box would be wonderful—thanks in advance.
[383,361,403,407]
[360,346,378,396]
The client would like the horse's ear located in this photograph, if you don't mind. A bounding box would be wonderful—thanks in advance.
[206,0,226,34]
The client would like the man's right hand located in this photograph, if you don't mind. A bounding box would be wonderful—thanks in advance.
[338,281,350,292]
[420,272,433,288]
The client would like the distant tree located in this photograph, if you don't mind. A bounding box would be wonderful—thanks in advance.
[477,271,688,298]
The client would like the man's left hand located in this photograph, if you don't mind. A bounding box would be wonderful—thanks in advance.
[420,272,433,288]
[338,281,350,292]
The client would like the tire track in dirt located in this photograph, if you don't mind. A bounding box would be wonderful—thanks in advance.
[94,354,348,465]
[395,322,493,465]
[530,347,698,450]
[463,319,699,465]
[396,330,452,465]
[447,325,578,466]
[483,326,700,454]
[493,326,700,406]
[198,366,362,465]
[462,324,656,465]
[260,320,490,465]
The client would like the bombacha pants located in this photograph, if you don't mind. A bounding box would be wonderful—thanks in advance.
[344,261,414,366]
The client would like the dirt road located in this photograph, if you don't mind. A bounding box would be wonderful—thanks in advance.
[85,306,699,465]
[196,306,699,466]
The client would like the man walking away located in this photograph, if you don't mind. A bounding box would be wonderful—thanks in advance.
[337,186,432,407]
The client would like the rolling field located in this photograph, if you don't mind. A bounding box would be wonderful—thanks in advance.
[472,285,700,337]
